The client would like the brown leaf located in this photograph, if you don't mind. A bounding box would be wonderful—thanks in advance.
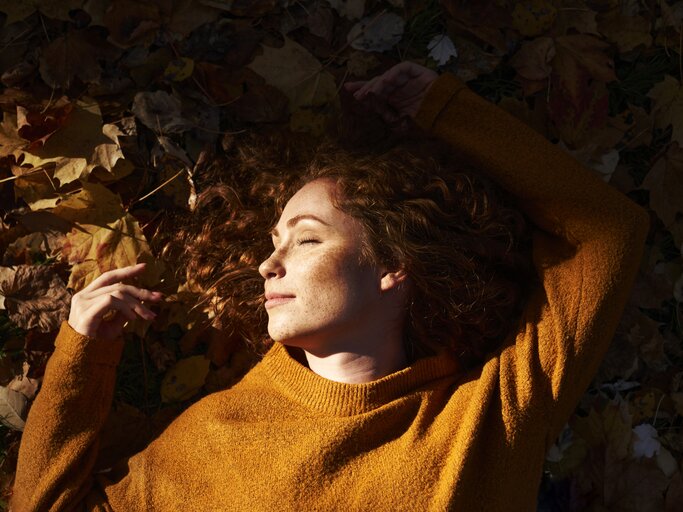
[641,142,683,228]
[597,12,653,53]
[199,0,279,17]
[647,75,683,148]
[0,113,28,158]
[0,385,28,431]
[509,37,555,81]
[38,28,119,89]
[554,34,617,83]
[132,90,192,133]
[0,264,70,333]
[103,0,161,48]
[16,97,74,150]
[603,452,668,512]
[7,361,39,401]
[18,99,125,187]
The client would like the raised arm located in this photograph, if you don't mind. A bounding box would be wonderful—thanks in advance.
[11,264,162,511]
[346,64,650,445]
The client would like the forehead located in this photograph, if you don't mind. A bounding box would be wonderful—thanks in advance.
[274,178,357,234]
[284,178,338,213]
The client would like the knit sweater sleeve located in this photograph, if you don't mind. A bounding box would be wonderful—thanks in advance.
[10,320,143,511]
[414,72,650,446]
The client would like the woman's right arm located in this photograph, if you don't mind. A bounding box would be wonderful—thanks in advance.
[10,263,162,511]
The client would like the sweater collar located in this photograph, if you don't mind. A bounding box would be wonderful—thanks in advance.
[261,341,460,416]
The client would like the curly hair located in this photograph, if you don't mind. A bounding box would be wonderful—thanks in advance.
[155,123,538,369]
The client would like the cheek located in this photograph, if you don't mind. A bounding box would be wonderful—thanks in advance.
[299,251,373,314]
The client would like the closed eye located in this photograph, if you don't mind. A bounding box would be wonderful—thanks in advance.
[296,238,319,245]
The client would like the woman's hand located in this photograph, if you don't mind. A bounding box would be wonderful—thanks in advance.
[343,61,438,128]
[67,263,164,342]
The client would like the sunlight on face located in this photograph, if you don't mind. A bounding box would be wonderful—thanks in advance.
[258,178,383,349]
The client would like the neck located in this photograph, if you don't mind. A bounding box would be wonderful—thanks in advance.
[286,329,408,384]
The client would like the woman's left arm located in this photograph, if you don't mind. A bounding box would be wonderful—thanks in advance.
[346,63,650,447]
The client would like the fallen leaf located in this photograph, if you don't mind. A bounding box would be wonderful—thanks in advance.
[347,12,405,53]
[509,37,555,82]
[325,0,365,20]
[160,354,211,403]
[38,28,119,89]
[0,264,70,332]
[511,0,557,37]
[428,34,457,66]
[647,75,683,148]
[597,12,653,53]
[641,142,683,228]
[132,90,193,134]
[0,386,28,431]
[248,36,339,113]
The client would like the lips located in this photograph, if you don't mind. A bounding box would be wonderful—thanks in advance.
[265,292,295,308]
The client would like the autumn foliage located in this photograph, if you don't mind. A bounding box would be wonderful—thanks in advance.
[0,0,682,510]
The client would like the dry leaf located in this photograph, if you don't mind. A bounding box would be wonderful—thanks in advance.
[347,12,405,53]
[0,264,70,332]
[248,36,338,113]
[160,354,211,403]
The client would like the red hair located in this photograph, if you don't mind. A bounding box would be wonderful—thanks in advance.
[156,123,538,369]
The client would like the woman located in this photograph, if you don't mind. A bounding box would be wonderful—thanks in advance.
[11,62,649,511]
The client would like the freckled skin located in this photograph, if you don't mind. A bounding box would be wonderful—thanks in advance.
[258,178,386,355]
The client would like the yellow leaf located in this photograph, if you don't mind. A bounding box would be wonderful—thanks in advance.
[512,0,557,37]
[18,99,129,186]
[289,108,327,137]
[248,37,339,113]
[63,215,153,291]
[163,57,195,82]
[161,355,211,403]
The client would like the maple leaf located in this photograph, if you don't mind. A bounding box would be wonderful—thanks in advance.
[17,99,131,187]
[248,36,338,113]
[428,34,458,66]
[0,264,71,333]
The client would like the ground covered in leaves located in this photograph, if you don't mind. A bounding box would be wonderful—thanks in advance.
[0,0,682,510]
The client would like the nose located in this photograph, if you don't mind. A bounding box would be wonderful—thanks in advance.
[258,250,285,280]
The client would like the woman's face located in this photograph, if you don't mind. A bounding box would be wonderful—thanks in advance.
[258,178,385,348]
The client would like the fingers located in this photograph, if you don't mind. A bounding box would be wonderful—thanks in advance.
[82,262,147,294]
[343,81,365,93]
[87,291,157,322]
[87,282,163,303]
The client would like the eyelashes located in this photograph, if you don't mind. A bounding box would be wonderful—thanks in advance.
[296,238,320,246]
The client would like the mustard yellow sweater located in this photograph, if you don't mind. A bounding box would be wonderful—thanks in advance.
[11,73,650,512]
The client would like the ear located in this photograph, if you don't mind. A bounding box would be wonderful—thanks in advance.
[380,267,409,293]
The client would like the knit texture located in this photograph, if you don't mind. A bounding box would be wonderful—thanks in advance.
[11,72,650,512]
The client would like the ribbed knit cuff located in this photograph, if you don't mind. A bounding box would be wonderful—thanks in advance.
[414,72,469,132]
[54,320,125,367]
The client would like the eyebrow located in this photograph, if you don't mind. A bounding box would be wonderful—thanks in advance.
[270,214,330,238]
